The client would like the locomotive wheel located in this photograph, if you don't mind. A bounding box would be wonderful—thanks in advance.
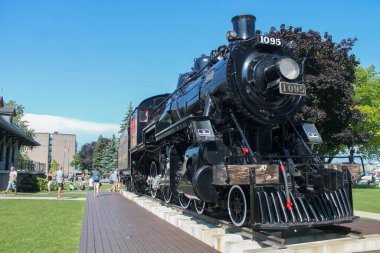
[228,185,248,227]
[149,162,159,198]
[178,194,191,209]
[162,186,172,203]
[193,200,206,214]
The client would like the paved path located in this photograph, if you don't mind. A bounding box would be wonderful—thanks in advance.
[79,192,218,253]
[0,196,86,200]
[354,210,380,221]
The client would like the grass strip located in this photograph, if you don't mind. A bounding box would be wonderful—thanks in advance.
[0,200,85,253]
[353,188,380,214]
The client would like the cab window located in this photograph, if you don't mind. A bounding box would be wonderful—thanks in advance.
[139,110,148,122]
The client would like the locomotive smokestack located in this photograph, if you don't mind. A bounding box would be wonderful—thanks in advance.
[231,14,256,40]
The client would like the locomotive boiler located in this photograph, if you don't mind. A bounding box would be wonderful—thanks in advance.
[123,14,361,229]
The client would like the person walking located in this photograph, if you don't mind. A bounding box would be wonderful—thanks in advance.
[56,166,64,200]
[110,170,118,192]
[46,170,54,194]
[4,166,17,194]
[89,176,94,191]
[116,169,120,192]
[92,168,100,197]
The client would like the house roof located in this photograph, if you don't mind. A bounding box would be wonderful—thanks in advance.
[0,106,16,116]
[0,115,39,146]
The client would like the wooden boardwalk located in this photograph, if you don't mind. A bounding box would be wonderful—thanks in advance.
[79,192,219,253]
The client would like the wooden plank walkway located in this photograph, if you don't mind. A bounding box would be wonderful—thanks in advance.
[79,192,219,253]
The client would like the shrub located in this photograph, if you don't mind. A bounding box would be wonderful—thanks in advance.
[36,176,46,191]
[49,181,59,191]
[36,176,59,191]
[18,174,39,192]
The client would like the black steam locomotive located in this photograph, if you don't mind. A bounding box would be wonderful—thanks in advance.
[118,15,361,229]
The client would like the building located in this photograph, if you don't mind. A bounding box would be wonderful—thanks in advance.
[25,132,77,176]
[0,97,40,189]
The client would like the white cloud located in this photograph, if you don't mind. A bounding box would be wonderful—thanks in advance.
[23,114,119,147]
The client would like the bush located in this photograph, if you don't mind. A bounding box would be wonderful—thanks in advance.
[36,177,59,191]
[18,174,39,192]
[36,176,46,191]
[49,181,59,191]
[17,175,60,192]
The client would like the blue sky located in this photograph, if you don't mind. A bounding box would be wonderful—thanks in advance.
[0,0,379,147]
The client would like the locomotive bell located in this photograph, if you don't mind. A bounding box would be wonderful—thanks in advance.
[231,14,256,40]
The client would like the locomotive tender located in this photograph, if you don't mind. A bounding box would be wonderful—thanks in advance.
[119,15,360,229]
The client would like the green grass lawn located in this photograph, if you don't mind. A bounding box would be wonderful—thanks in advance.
[79,182,114,192]
[0,200,85,253]
[353,188,380,213]
[73,182,114,192]
[99,182,113,191]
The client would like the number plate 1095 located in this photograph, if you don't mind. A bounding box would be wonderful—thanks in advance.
[279,82,306,96]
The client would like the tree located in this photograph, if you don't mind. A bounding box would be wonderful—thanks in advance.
[353,66,380,159]
[268,26,369,156]
[99,134,119,174]
[5,100,35,137]
[92,135,109,171]
[50,160,60,171]
[79,142,96,172]
[119,102,133,134]
[70,152,80,171]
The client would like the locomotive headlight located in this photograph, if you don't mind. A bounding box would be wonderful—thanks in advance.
[277,57,300,80]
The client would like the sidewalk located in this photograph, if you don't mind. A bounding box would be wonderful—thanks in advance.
[354,210,380,221]
[0,196,86,201]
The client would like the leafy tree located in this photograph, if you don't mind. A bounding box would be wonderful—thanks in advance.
[5,100,35,137]
[353,66,380,159]
[99,134,119,174]
[50,160,60,171]
[92,135,109,171]
[79,142,96,172]
[70,152,80,171]
[119,102,133,134]
[268,26,369,156]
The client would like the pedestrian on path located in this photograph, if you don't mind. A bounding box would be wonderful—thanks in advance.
[110,169,119,192]
[46,169,54,194]
[4,166,17,194]
[89,176,94,191]
[56,166,64,200]
[92,168,100,197]
[117,169,120,192]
